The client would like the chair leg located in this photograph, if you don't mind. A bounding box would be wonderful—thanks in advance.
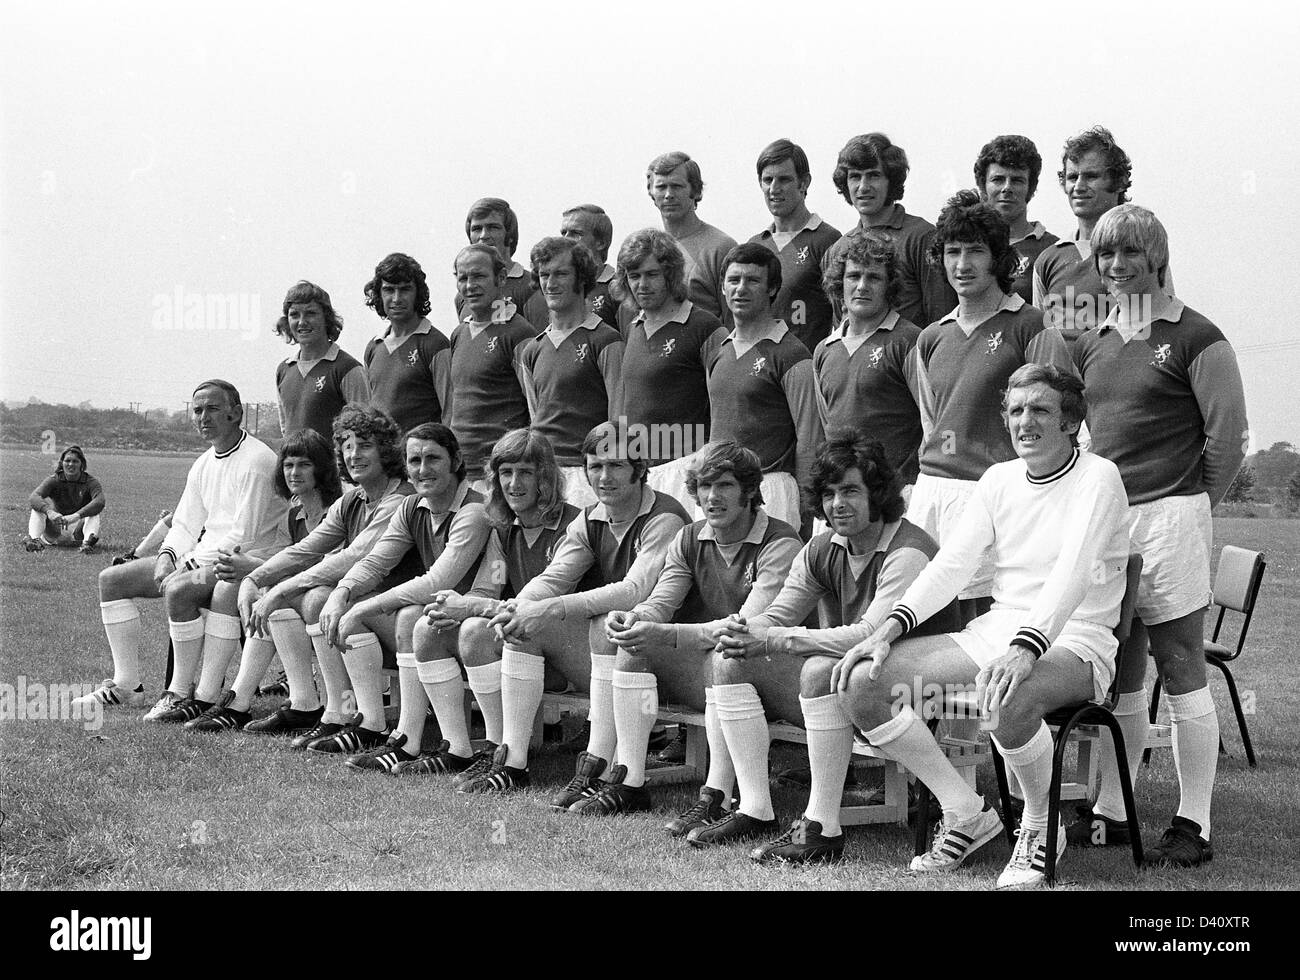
[1208,659,1257,768]
[1143,676,1163,765]
[1101,715,1146,869]
[913,778,933,857]
[1045,728,1075,887]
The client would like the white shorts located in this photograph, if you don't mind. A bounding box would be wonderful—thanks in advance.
[907,473,992,600]
[560,466,598,508]
[1128,493,1212,625]
[749,472,801,530]
[949,607,1117,703]
[646,456,698,515]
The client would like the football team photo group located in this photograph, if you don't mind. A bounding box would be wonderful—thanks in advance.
[17,122,1256,895]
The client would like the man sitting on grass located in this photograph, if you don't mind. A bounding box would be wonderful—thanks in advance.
[836,364,1131,889]
[703,433,957,862]
[26,446,106,554]
[74,380,286,713]
[598,441,802,820]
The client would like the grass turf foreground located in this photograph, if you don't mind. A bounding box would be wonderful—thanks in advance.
[2,446,1298,892]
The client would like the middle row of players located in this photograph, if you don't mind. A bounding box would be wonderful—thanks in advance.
[282,186,1066,540]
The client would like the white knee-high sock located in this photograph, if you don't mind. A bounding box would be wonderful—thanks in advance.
[993,723,1054,833]
[100,599,142,689]
[269,610,319,712]
[466,661,503,746]
[866,704,985,824]
[716,683,773,821]
[194,611,242,703]
[307,622,351,724]
[1094,688,1149,823]
[230,635,275,711]
[394,653,428,752]
[501,646,544,769]
[419,658,470,758]
[1168,687,1218,837]
[586,653,617,767]
[343,632,387,733]
[703,687,734,805]
[28,510,47,539]
[800,693,853,836]
[613,669,658,788]
[168,617,207,696]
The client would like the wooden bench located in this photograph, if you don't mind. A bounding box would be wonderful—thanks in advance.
[537,692,989,827]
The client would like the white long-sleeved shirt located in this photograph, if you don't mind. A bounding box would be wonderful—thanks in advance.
[889,450,1130,657]
[160,430,287,564]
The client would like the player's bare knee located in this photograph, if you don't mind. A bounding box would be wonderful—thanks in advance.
[710,650,747,687]
[614,649,650,673]
[798,655,836,698]
[458,617,496,666]
[843,670,894,729]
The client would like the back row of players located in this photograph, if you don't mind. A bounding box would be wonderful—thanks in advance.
[76,126,1246,887]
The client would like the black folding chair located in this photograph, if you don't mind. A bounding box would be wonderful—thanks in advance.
[1147,546,1265,768]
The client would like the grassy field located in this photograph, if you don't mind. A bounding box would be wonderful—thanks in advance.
[2,445,1298,891]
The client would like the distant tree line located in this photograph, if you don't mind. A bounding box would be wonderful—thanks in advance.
[0,400,282,452]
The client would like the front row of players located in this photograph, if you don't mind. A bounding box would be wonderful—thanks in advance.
[78,368,1149,889]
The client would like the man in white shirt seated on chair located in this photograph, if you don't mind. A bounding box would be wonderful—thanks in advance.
[835,364,1130,889]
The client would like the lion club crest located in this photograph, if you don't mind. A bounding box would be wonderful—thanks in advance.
[1013,254,1031,279]
[660,337,677,358]
[1151,343,1172,366]
[795,246,810,265]
[407,349,420,366]
[868,345,885,368]
[750,355,767,377]
[485,337,498,354]
[314,377,326,392]
[575,343,590,363]
[986,331,1004,355]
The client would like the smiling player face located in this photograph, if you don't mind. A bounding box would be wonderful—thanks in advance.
[287,301,328,348]
[497,460,542,523]
[340,432,383,487]
[407,437,459,505]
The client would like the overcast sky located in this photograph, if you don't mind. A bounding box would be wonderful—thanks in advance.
[3,0,1298,451]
